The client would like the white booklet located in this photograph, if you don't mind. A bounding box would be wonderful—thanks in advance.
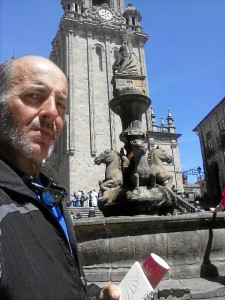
[119,261,154,300]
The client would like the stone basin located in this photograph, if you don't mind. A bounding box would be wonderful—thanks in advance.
[74,212,225,285]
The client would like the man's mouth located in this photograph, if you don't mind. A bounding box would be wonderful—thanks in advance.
[31,128,56,145]
[39,127,54,137]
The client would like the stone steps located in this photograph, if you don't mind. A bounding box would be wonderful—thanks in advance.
[154,277,225,300]
[68,206,103,219]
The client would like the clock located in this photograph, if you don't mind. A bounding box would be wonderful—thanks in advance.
[98,8,113,20]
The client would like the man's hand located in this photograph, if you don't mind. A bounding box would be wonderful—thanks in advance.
[99,283,120,300]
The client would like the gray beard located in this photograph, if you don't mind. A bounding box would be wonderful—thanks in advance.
[0,102,55,162]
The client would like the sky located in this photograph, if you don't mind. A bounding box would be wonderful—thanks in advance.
[0,0,224,182]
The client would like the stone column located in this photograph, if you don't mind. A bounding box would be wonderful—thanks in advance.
[87,32,96,156]
[138,42,151,131]
[104,35,116,150]
[68,29,76,152]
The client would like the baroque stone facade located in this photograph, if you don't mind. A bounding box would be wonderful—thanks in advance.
[45,0,183,195]
[194,97,225,205]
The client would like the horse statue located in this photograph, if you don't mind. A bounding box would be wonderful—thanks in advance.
[94,149,123,193]
[151,147,173,187]
[129,139,157,190]
[94,147,176,215]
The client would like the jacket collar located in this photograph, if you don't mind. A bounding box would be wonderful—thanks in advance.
[0,158,44,199]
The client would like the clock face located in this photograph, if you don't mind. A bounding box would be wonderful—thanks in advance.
[98,8,113,20]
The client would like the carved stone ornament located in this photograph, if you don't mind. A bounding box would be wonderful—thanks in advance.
[84,4,126,25]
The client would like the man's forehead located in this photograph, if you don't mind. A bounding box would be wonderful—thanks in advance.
[13,57,67,80]
[11,62,68,90]
[9,75,68,95]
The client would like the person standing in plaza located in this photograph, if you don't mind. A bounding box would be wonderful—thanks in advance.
[76,189,82,206]
[91,189,98,207]
[72,191,77,206]
[80,190,85,207]
[88,190,92,207]
[0,56,120,300]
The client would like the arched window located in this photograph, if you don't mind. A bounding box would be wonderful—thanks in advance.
[132,17,136,25]
[67,4,71,10]
[96,46,103,71]
[75,4,78,12]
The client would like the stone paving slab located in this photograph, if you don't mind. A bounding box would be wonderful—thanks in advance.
[156,277,225,299]
[96,277,225,299]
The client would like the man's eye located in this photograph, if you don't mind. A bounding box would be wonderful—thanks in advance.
[57,102,66,111]
[26,93,40,99]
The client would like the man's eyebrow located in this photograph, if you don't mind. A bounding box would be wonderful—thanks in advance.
[57,92,67,101]
[22,85,67,99]
[22,84,46,92]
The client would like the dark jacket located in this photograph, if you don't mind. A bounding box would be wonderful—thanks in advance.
[0,159,101,300]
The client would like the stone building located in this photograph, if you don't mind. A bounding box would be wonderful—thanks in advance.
[45,0,183,194]
[193,97,225,205]
[146,107,183,192]
[197,178,207,197]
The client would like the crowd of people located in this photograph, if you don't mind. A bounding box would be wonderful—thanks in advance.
[67,189,101,208]
[67,189,103,219]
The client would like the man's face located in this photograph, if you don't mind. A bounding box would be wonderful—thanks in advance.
[0,56,68,164]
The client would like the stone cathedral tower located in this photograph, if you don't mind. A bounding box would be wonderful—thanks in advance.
[46,0,183,194]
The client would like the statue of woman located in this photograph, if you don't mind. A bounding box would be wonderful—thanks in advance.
[113,44,138,75]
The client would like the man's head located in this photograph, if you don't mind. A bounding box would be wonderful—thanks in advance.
[0,55,68,172]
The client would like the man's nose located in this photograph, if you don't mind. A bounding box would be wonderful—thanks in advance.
[39,96,58,120]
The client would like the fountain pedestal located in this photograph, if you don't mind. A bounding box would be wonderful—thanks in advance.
[95,72,176,217]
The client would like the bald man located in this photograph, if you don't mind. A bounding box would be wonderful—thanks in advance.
[0,56,120,300]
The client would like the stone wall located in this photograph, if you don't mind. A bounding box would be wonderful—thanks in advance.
[194,97,225,203]
[74,212,225,284]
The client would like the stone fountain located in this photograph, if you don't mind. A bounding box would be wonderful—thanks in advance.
[94,43,176,217]
[74,43,225,299]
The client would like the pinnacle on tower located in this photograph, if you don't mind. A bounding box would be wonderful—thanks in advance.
[166,108,176,133]
[151,106,158,132]
[61,0,83,13]
[161,117,167,133]
[123,2,142,28]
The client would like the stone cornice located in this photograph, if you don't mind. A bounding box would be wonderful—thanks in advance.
[53,12,148,43]
[147,131,182,139]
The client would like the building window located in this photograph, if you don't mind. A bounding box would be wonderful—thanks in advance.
[96,46,103,71]
[67,4,71,10]
[132,17,136,25]
[219,119,225,135]
[75,4,78,12]
[218,119,225,147]
[93,0,110,6]
[223,151,225,163]
[206,131,213,151]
